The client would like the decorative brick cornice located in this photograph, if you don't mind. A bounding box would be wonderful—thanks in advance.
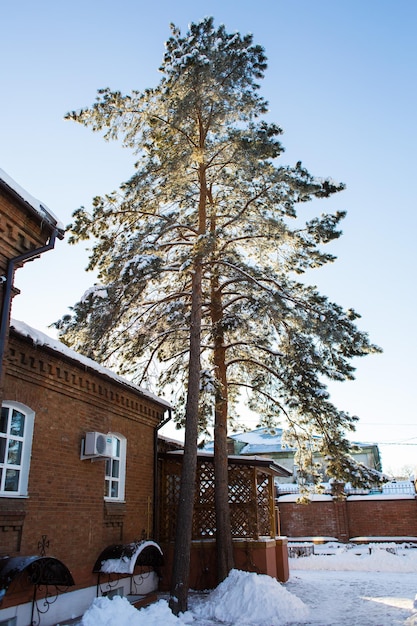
[6,333,166,425]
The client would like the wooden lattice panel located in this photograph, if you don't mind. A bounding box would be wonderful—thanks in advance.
[228,464,257,537]
[198,462,216,504]
[193,462,216,538]
[256,471,272,536]
[158,455,276,542]
[158,458,181,542]
[193,505,216,538]
[228,465,252,503]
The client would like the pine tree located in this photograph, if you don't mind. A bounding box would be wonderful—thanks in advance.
[57,18,381,612]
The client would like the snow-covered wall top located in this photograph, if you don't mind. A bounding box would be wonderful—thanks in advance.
[10,319,171,409]
[0,168,65,234]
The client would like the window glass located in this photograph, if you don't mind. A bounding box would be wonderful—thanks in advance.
[111,459,119,478]
[5,469,19,491]
[0,403,34,496]
[10,410,25,437]
[8,439,22,465]
[104,435,126,502]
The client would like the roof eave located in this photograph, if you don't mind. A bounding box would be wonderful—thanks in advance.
[0,173,65,239]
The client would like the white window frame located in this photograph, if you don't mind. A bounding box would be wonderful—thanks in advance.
[0,401,35,497]
[104,433,126,502]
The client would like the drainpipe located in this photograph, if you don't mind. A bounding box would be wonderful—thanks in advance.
[0,228,59,383]
[153,408,173,539]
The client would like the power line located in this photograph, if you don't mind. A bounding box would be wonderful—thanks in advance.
[348,437,417,446]
[357,423,416,426]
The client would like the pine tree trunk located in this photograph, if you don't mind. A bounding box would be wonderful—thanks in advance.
[169,263,202,614]
[169,162,207,615]
[211,274,235,582]
[214,395,234,581]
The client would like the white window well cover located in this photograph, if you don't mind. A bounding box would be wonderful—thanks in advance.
[93,541,164,574]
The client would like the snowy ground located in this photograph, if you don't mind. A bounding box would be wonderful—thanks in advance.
[80,543,417,625]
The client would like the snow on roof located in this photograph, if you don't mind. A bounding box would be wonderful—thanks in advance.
[165,449,292,476]
[232,427,284,445]
[229,426,378,454]
[0,168,65,236]
[202,427,289,454]
[241,442,288,455]
[10,319,171,409]
[278,493,333,502]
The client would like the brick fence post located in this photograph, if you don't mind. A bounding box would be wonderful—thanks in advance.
[331,481,349,542]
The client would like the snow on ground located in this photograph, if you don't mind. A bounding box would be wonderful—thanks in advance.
[190,569,309,624]
[80,544,417,625]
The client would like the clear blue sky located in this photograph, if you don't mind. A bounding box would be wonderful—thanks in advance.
[2,0,416,473]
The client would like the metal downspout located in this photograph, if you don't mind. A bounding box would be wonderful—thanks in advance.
[153,408,173,539]
[0,228,58,383]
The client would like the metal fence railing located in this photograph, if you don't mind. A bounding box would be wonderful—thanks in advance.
[276,480,416,497]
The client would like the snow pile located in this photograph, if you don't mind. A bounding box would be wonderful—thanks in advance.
[80,548,417,625]
[80,569,309,626]
[290,544,417,573]
[81,596,191,626]
[191,569,309,625]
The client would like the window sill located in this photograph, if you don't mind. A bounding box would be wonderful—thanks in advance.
[104,501,127,517]
[0,494,29,499]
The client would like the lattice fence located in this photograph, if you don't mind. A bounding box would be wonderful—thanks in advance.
[158,455,275,542]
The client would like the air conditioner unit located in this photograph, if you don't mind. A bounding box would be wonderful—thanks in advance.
[83,432,114,458]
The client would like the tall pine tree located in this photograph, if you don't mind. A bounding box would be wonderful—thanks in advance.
[57,18,381,612]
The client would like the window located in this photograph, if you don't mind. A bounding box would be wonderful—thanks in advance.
[104,435,126,501]
[0,402,34,496]
[0,618,17,626]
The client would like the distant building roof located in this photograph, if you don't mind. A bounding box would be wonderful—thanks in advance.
[204,426,379,457]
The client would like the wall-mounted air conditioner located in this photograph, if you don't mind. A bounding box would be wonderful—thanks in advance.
[82,431,115,459]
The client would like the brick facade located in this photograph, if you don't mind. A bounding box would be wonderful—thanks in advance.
[0,329,169,608]
[0,170,64,408]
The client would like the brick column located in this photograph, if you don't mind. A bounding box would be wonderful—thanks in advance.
[331,481,349,542]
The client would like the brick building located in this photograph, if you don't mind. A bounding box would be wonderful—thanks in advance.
[0,168,65,406]
[0,171,170,625]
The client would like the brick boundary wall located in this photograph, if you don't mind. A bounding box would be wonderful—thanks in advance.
[277,496,417,540]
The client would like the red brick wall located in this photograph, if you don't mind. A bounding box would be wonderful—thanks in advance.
[347,498,417,538]
[278,496,417,540]
[0,331,168,605]
[278,499,339,538]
